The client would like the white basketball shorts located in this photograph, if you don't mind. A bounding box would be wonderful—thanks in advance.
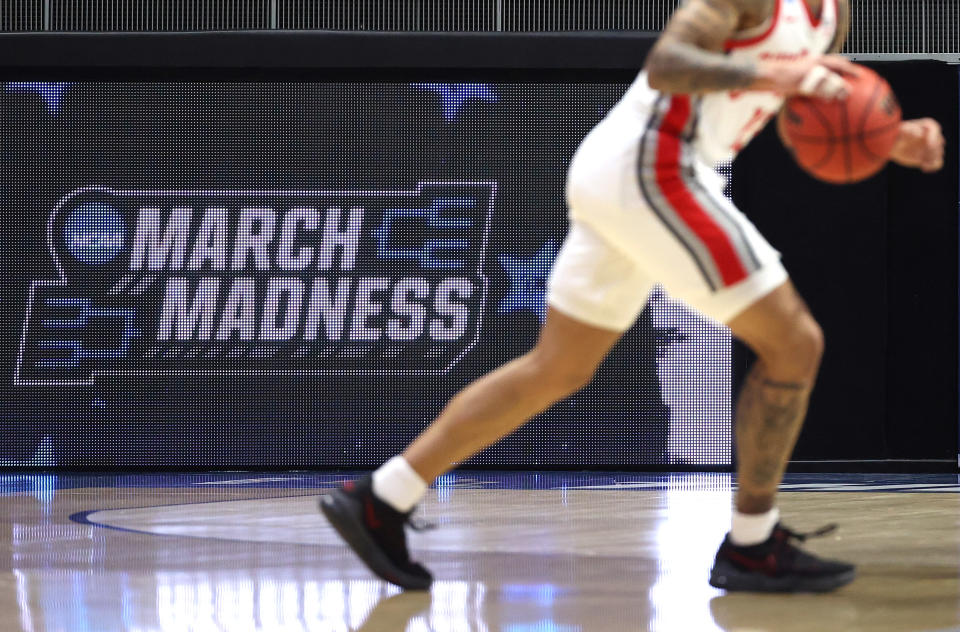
[548,97,788,331]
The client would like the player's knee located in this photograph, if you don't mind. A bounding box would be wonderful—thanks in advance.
[762,316,824,379]
[527,350,598,397]
[807,319,826,362]
[543,363,598,397]
[552,367,597,397]
[798,318,825,366]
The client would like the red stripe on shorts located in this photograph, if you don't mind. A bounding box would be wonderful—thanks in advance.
[654,96,750,287]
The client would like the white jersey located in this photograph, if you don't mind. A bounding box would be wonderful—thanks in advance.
[617,0,839,165]
[552,0,836,325]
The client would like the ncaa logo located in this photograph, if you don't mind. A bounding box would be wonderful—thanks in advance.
[63,202,126,265]
[21,183,495,386]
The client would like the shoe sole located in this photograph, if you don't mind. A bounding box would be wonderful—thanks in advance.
[319,490,432,591]
[709,565,856,593]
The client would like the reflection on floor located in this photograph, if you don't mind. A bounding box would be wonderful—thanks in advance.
[1,472,958,632]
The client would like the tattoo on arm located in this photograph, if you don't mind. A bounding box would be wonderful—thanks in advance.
[828,0,850,53]
[645,0,768,93]
[647,41,758,93]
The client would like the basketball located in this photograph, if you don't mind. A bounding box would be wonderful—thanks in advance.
[781,65,902,184]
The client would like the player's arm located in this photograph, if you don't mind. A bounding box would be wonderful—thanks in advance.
[889,118,945,172]
[645,0,854,97]
[644,0,751,93]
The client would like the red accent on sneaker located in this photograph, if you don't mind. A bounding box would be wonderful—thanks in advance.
[364,497,382,529]
[726,549,779,576]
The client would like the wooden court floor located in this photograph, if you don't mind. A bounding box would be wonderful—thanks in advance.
[1,472,958,631]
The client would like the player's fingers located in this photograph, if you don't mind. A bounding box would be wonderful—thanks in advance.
[929,131,945,154]
[922,138,944,172]
[925,121,945,149]
[915,118,944,145]
[905,121,942,159]
[928,145,944,171]
[798,65,826,93]
[800,66,849,100]
[920,121,945,167]
[818,55,861,77]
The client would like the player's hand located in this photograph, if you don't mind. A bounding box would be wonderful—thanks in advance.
[889,118,945,172]
[755,54,858,101]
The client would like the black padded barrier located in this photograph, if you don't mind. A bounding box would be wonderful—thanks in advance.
[0,30,657,75]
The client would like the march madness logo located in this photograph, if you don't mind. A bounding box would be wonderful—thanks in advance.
[16,183,497,385]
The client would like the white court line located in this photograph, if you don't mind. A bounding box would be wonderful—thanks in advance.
[193,477,303,485]
[566,482,960,492]
[778,483,959,491]
[563,482,684,490]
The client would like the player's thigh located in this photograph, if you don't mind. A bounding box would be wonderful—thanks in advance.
[541,222,651,382]
[630,158,790,327]
[530,307,623,389]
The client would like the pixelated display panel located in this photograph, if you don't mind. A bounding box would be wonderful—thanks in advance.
[0,81,731,468]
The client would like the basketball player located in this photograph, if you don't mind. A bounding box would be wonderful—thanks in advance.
[321,0,945,592]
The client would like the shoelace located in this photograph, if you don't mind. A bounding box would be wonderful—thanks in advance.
[778,523,838,543]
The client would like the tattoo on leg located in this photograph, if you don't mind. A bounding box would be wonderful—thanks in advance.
[735,364,812,511]
[759,378,806,391]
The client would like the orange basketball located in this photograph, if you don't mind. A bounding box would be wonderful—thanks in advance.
[781,64,902,184]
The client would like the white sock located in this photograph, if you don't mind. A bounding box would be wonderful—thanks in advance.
[371,456,428,513]
[730,507,780,546]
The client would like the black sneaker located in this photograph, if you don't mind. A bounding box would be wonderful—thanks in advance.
[709,523,856,592]
[319,474,433,591]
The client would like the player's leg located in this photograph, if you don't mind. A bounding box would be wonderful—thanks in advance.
[708,279,854,592]
[320,308,621,589]
[702,281,854,593]
[320,222,650,590]
[726,280,823,517]
[632,145,855,592]
[402,306,622,481]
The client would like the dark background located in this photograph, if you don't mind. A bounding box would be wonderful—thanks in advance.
[0,81,707,469]
[0,39,956,469]
[732,60,959,464]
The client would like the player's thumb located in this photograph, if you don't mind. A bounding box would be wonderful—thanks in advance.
[799,66,849,100]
